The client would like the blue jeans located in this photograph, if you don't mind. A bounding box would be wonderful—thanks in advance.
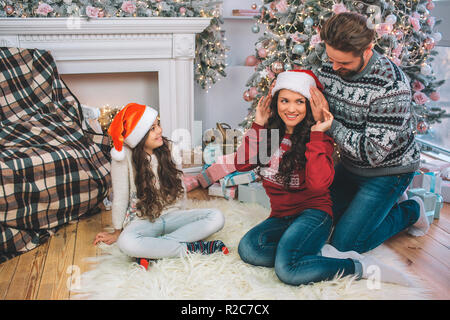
[238,209,358,286]
[330,163,420,253]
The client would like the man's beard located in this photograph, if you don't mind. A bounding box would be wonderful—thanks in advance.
[336,55,365,79]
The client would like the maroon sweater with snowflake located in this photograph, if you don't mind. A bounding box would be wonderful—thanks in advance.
[235,122,335,218]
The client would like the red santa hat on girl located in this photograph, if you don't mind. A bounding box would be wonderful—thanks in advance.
[271,69,324,100]
[108,102,158,161]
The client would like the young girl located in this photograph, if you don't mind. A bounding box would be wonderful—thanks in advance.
[235,70,412,286]
[94,103,228,269]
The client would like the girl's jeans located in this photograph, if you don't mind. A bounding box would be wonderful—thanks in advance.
[117,208,225,259]
[330,163,420,253]
[238,209,358,286]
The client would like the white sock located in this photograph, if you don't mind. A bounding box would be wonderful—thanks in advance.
[321,244,413,287]
[407,196,430,237]
[320,243,364,261]
[359,255,413,287]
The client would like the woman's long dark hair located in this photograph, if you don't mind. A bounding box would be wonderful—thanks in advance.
[260,90,315,189]
[132,133,184,222]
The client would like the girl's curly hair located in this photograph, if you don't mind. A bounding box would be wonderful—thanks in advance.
[132,134,184,222]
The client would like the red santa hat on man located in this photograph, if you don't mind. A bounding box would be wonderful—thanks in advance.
[107,102,158,161]
[271,69,324,99]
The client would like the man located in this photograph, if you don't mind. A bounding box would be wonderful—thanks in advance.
[308,12,429,255]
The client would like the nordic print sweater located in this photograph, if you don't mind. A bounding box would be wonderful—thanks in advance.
[235,122,335,218]
[318,50,420,177]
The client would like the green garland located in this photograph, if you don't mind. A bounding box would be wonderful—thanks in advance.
[0,0,227,90]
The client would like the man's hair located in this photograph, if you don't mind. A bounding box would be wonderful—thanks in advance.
[320,12,375,56]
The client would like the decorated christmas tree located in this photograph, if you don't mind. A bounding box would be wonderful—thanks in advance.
[240,0,447,134]
[0,0,227,90]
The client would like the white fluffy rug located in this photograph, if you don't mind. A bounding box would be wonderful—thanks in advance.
[71,199,431,300]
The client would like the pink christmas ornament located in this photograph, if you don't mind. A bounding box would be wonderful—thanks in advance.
[121,1,137,14]
[275,0,288,13]
[245,55,258,67]
[376,23,393,37]
[36,3,53,15]
[412,80,425,92]
[249,87,259,99]
[271,61,284,74]
[426,1,435,11]
[5,5,14,15]
[310,34,322,46]
[265,67,276,80]
[416,120,429,134]
[430,91,440,101]
[179,7,186,14]
[258,48,268,58]
[86,6,100,18]
[332,3,348,14]
[409,17,421,32]
[427,16,435,28]
[424,37,435,51]
[413,91,429,105]
[243,90,252,102]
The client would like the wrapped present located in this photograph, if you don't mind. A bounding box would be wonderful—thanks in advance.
[407,188,442,220]
[411,171,442,194]
[238,182,271,210]
[426,210,435,224]
[208,182,237,199]
[182,174,200,192]
[442,180,450,203]
[222,170,258,187]
[434,194,443,219]
[196,152,237,188]
[419,155,450,180]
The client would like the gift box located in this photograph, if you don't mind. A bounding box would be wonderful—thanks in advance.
[419,155,450,180]
[442,180,450,203]
[182,174,200,192]
[208,182,237,200]
[238,182,271,210]
[434,194,443,219]
[406,188,442,220]
[196,153,237,188]
[426,210,435,224]
[411,171,442,194]
[222,170,258,187]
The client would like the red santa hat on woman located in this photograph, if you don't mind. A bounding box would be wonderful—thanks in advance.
[107,102,158,161]
[272,69,324,99]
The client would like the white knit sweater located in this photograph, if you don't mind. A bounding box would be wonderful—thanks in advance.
[110,146,187,230]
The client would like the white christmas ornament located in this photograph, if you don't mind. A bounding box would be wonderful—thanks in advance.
[420,63,432,76]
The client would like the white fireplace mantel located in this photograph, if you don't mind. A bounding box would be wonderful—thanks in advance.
[0,17,212,141]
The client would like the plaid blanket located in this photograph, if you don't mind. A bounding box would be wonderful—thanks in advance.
[0,47,111,263]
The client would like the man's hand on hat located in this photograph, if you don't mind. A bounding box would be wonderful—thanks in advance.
[254,81,276,127]
[309,86,330,122]
[311,109,334,132]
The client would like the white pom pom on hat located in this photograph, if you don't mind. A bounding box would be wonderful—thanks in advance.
[271,69,324,100]
[107,103,158,161]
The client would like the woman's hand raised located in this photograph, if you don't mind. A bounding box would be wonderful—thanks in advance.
[254,81,276,127]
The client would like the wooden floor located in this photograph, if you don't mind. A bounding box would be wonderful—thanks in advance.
[0,188,448,300]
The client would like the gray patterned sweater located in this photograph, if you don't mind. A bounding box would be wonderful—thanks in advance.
[318,50,420,177]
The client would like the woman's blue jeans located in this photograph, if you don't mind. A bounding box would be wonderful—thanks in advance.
[238,209,357,286]
[330,163,420,253]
